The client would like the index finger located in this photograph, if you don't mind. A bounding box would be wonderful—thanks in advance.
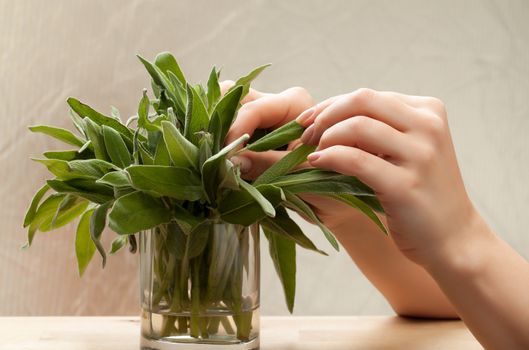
[225,86,314,145]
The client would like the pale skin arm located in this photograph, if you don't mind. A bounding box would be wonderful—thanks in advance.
[225,84,529,349]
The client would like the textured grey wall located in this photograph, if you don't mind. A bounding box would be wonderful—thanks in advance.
[1,0,528,316]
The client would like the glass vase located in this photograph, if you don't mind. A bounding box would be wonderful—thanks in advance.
[139,221,260,350]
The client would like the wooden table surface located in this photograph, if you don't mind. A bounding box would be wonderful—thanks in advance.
[0,316,482,350]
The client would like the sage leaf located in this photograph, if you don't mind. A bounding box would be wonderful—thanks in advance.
[239,178,275,218]
[187,221,211,259]
[24,194,64,247]
[153,137,171,166]
[110,106,121,122]
[208,85,243,153]
[137,89,159,132]
[126,165,202,201]
[108,191,172,234]
[50,194,78,228]
[231,63,271,99]
[75,209,96,276]
[84,117,109,161]
[283,191,339,251]
[155,51,186,85]
[96,170,131,188]
[44,150,89,161]
[245,120,304,152]
[23,184,50,227]
[47,179,114,204]
[202,133,249,203]
[67,97,133,140]
[184,84,209,145]
[38,196,88,232]
[102,125,133,168]
[29,125,86,147]
[219,184,284,226]
[253,144,316,186]
[109,235,128,255]
[90,201,112,267]
[263,225,296,313]
[206,66,221,112]
[161,120,199,170]
[260,207,326,255]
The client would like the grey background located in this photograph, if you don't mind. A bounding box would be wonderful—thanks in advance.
[1,0,528,316]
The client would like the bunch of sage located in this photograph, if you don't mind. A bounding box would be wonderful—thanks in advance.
[23,52,385,324]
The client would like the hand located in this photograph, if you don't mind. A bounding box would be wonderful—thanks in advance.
[223,82,371,230]
[298,88,480,267]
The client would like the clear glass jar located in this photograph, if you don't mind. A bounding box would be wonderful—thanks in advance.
[140,221,260,350]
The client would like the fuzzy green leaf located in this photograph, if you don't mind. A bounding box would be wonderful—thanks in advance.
[206,67,221,112]
[253,144,316,186]
[201,133,249,203]
[109,235,128,254]
[245,120,304,152]
[126,165,202,201]
[38,195,88,232]
[23,184,50,227]
[219,184,284,226]
[90,201,112,267]
[153,137,171,166]
[231,63,271,99]
[261,207,326,254]
[34,158,119,180]
[263,224,296,313]
[96,170,131,188]
[29,125,86,147]
[161,120,199,170]
[102,125,133,168]
[84,118,109,161]
[330,193,388,234]
[283,191,339,251]
[75,209,96,276]
[108,191,172,235]
[47,178,114,204]
[43,149,91,161]
[155,51,186,85]
[67,97,133,140]
[184,84,209,145]
[208,85,243,153]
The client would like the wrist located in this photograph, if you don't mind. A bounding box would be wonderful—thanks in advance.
[422,209,497,280]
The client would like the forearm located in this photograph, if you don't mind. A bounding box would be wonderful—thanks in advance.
[327,209,458,318]
[423,213,529,349]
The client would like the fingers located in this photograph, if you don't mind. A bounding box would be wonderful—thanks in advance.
[317,116,410,160]
[307,145,404,195]
[225,86,314,145]
[230,150,285,180]
[301,88,420,146]
[296,94,345,127]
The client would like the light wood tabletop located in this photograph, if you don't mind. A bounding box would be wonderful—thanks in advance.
[0,316,482,350]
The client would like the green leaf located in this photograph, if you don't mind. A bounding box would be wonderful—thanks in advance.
[263,225,296,313]
[102,125,132,168]
[29,125,86,147]
[239,178,275,218]
[273,169,375,196]
[154,51,186,85]
[201,133,249,203]
[219,184,284,226]
[110,106,121,122]
[90,201,112,267]
[23,184,50,227]
[166,73,187,119]
[44,150,90,161]
[109,235,128,254]
[184,84,209,145]
[139,144,154,165]
[84,117,109,161]
[70,110,87,138]
[38,196,88,232]
[283,191,339,251]
[208,85,243,153]
[253,144,316,186]
[96,170,131,187]
[67,97,133,140]
[47,179,114,204]
[231,63,271,99]
[34,158,119,180]
[108,191,173,234]
[261,207,326,254]
[153,137,171,165]
[187,221,211,259]
[161,120,199,170]
[24,194,64,247]
[137,89,160,132]
[75,209,96,276]
[245,120,304,152]
[126,165,202,201]
[330,193,388,234]
[206,66,221,112]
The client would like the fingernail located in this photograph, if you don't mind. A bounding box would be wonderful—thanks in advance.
[307,152,321,162]
[296,107,316,126]
[230,156,251,173]
[300,124,315,144]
